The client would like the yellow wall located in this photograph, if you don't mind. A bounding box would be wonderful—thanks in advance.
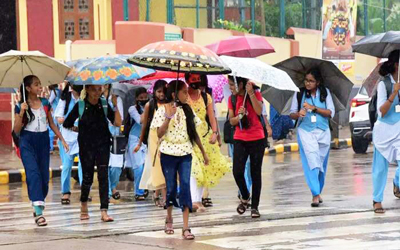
[18,0,28,51]
[258,37,292,65]
[139,0,207,28]
[296,33,323,58]
[193,28,233,46]
[71,41,116,60]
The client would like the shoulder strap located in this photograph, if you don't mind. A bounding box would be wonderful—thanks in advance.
[78,100,85,119]
[201,92,208,108]
[383,76,393,99]
[100,97,108,117]
[297,88,306,113]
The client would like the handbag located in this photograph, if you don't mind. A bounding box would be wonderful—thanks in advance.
[110,125,128,155]
[223,95,237,144]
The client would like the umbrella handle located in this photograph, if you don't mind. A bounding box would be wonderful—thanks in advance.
[175,60,181,104]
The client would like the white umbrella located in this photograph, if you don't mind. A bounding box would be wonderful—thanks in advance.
[220,56,299,114]
[0,50,70,88]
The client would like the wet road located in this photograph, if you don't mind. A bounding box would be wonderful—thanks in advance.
[1,147,400,250]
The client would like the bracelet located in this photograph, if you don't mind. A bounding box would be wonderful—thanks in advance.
[388,99,393,103]
[165,113,174,119]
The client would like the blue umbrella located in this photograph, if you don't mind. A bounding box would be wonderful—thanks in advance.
[65,55,155,85]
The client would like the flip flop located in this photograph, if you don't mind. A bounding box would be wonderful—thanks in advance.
[35,215,48,227]
[182,228,195,240]
[373,201,386,214]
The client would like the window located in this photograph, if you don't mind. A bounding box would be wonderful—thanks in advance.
[58,0,94,43]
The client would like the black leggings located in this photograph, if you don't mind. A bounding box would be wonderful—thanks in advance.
[79,145,110,210]
[233,139,265,209]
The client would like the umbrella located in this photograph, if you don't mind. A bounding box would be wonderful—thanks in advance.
[352,31,400,58]
[128,40,231,75]
[0,50,70,88]
[66,55,155,85]
[140,71,184,81]
[205,35,275,58]
[274,56,354,112]
[219,56,299,115]
[352,31,400,82]
[362,62,384,97]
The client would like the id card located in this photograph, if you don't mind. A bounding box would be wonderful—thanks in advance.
[311,115,317,123]
[396,105,400,113]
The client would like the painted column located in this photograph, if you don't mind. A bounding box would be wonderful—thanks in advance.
[18,0,28,51]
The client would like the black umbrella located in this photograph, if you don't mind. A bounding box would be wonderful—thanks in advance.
[273,56,354,112]
[352,31,400,58]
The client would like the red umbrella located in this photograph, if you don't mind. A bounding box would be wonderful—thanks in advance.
[140,70,184,81]
[205,35,275,58]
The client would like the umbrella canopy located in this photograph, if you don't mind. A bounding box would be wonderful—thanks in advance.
[352,31,400,58]
[66,55,155,85]
[128,40,231,75]
[140,70,184,81]
[0,50,70,88]
[220,56,299,115]
[362,62,384,97]
[205,35,275,58]
[274,56,354,112]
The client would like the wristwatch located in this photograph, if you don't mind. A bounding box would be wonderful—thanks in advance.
[312,107,318,113]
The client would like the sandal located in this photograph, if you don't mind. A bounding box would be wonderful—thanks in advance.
[153,193,163,207]
[373,201,385,214]
[251,209,261,218]
[135,195,146,201]
[61,198,71,205]
[80,205,90,220]
[35,215,47,227]
[164,218,174,235]
[319,197,323,204]
[112,192,121,200]
[393,182,400,199]
[192,203,206,213]
[182,228,195,240]
[202,198,213,207]
[237,198,250,215]
[101,214,114,222]
[143,190,149,198]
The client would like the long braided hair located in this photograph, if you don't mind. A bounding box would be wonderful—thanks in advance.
[19,75,37,124]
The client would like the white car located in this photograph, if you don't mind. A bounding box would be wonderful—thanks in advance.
[349,86,372,154]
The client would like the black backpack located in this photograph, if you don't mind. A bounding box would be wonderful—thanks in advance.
[368,76,393,129]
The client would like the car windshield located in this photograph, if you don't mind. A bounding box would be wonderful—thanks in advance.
[359,86,368,96]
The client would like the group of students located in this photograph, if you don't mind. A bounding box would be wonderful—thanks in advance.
[12,53,400,239]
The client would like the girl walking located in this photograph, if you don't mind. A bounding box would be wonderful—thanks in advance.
[289,68,335,207]
[136,80,167,207]
[102,84,124,201]
[370,50,400,213]
[54,83,84,204]
[13,75,69,226]
[63,85,121,222]
[228,76,266,218]
[151,80,209,240]
[186,73,231,212]
[125,87,148,201]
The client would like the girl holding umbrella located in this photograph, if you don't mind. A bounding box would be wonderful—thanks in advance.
[289,68,335,207]
[13,75,70,226]
[371,50,400,213]
[151,80,209,240]
[63,85,122,222]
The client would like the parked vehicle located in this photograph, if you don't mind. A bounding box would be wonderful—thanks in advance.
[349,86,371,154]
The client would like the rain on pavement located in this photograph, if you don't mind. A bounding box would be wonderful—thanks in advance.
[0,144,400,250]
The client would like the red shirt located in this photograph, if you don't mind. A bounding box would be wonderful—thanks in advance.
[228,91,264,141]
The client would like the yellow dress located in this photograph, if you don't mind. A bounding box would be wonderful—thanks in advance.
[188,93,232,188]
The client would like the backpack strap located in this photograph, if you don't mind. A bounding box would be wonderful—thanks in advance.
[294,89,306,128]
[383,75,393,99]
[78,100,85,119]
[100,97,108,117]
[40,98,51,116]
[201,92,212,135]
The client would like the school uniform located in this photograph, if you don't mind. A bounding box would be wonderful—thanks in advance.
[107,97,125,197]
[125,104,147,196]
[54,95,83,194]
[372,75,400,203]
[290,88,335,197]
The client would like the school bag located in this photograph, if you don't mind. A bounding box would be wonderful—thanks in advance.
[368,76,392,129]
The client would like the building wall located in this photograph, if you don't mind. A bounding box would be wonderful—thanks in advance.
[26,0,54,56]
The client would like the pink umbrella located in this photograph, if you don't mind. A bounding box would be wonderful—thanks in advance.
[205,35,275,58]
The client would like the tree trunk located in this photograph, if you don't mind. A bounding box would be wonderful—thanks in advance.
[259,0,266,36]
